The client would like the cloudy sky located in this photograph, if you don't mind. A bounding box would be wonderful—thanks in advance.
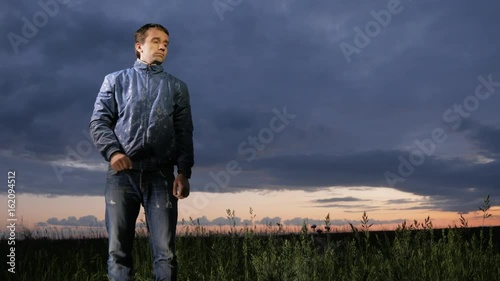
[1,0,499,231]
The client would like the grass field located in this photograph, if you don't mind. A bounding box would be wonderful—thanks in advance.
[2,198,499,281]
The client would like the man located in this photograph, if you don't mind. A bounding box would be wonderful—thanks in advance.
[89,23,194,281]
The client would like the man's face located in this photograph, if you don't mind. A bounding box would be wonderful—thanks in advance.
[136,28,169,65]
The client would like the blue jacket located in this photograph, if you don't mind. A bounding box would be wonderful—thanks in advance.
[90,60,194,175]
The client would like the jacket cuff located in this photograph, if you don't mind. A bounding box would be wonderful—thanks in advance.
[177,166,192,179]
[106,148,122,162]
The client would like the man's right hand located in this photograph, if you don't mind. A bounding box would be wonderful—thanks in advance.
[110,152,133,171]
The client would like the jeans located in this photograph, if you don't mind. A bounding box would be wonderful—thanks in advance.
[105,166,178,281]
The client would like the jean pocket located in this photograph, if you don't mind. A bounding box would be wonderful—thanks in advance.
[107,168,119,176]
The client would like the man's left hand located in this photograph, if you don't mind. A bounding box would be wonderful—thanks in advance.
[173,174,190,199]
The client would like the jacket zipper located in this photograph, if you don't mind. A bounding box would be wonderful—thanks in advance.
[143,68,150,148]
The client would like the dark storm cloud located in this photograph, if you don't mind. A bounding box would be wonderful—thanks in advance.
[314,197,366,204]
[212,108,256,132]
[2,152,106,196]
[462,121,500,159]
[386,199,415,204]
[208,148,500,213]
[1,0,500,215]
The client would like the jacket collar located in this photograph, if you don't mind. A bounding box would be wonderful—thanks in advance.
[134,59,164,74]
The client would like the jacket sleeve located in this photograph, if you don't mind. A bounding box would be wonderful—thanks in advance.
[173,81,194,177]
[89,75,123,162]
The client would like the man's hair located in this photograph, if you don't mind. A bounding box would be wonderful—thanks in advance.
[134,23,170,59]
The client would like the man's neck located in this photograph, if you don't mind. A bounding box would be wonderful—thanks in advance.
[138,59,161,66]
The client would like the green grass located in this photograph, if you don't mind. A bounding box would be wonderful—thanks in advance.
[2,220,499,281]
[1,197,499,281]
